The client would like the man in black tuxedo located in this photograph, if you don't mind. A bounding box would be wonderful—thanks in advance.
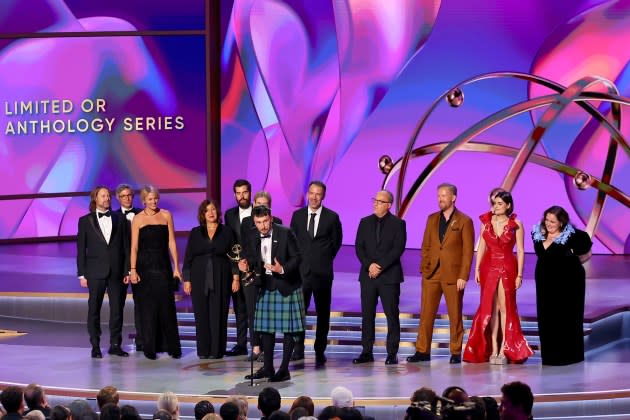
[239,191,282,361]
[113,183,144,351]
[76,186,129,358]
[353,190,406,365]
[238,205,304,382]
[223,179,253,356]
[290,181,342,364]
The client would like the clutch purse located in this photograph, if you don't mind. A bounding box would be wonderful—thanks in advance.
[172,275,182,292]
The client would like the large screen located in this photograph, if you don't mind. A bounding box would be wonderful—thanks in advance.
[220,0,630,254]
[0,0,207,239]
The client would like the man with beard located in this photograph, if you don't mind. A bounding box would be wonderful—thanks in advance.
[407,183,474,364]
[224,179,253,356]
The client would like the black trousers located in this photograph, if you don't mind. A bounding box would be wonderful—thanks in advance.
[232,283,261,349]
[360,280,400,356]
[295,282,332,355]
[191,284,230,357]
[87,274,126,347]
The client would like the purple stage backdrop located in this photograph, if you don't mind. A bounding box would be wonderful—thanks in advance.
[220,0,630,254]
[1,0,629,254]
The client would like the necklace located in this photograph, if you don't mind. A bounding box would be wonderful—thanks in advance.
[143,208,159,216]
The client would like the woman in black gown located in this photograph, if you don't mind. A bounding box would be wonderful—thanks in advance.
[129,185,182,360]
[182,199,240,359]
[532,205,592,365]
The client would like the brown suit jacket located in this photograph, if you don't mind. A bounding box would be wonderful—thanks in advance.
[421,208,474,283]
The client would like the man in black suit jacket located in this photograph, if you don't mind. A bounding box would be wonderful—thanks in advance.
[238,205,304,382]
[239,191,282,360]
[290,181,342,364]
[113,183,144,351]
[223,179,253,356]
[76,186,129,358]
[353,190,407,365]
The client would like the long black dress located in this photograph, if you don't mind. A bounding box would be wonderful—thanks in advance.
[532,223,592,365]
[137,224,181,359]
[182,224,237,358]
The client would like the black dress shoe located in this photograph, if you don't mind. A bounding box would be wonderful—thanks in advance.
[352,353,374,364]
[270,369,291,382]
[91,347,103,359]
[290,351,304,361]
[170,352,182,359]
[225,345,248,356]
[406,352,431,363]
[245,368,272,380]
[450,354,462,364]
[315,353,327,366]
[144,352,157,360]
[385,355,398,365]
[108,346,129,357]
[199,355,210,360]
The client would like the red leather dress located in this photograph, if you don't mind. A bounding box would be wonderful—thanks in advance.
[463,212,533,363]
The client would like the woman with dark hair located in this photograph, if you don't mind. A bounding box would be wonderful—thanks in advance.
[183,199,240,359]
[464,191,533,364]
[532,205,592,365]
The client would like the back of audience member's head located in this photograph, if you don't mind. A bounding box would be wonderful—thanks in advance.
[258,387,281,417]
[482,397,500,420]
[268,411,290,420]
[69,399,95,420]
[24,410,46,420]
[225,396,247,420]
[120,405,141,420]
[338,407,362,420]
[290,396,314,417]
[330,387,353,408]
[218,402,239,420]
[442,386,469,404]
[410,387,437,414]
[500,381,533,419]
[100,403,120,420]
[24,384,46,410]
[298,417,317,420]
[289,407,309,420]
[0,386,24,414]
[80,412,100,420]
[153,409,172,420]
[194,401,215,420]
[468,397,486,420]
[201,414,222,420]
[404,406,438,420]
[50,405,71,420]
[157,392,179,420]
[97,387,119,410]
[317,405,341,420]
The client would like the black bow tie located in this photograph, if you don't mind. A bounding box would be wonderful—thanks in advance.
[260,233,271,239]
[98,210,111,218]
[123,209,134,215]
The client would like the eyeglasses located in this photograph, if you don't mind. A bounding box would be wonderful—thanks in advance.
[371,198,391,205]
[119,194,133,198]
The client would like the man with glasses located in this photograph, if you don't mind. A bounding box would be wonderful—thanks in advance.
[114,184,143,351]
[353,190,406,365]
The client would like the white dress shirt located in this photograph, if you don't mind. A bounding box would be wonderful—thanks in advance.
[308,206,323,237]
[261,231,272,274]
[239,206,252,223]
[96,210,112,244]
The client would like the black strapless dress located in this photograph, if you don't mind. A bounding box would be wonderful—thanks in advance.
[137,224,181,358]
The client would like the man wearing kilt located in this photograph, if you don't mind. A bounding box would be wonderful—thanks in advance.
[237,205,305,382]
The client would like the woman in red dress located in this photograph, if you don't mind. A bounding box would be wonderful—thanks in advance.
[464,191,533,364]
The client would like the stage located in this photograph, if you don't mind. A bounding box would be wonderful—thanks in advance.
[1,242,630,419]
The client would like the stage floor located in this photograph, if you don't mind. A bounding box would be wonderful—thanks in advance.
[1,242,630,417]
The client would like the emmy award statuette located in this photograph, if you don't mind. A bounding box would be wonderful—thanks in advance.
[227,244,258,286]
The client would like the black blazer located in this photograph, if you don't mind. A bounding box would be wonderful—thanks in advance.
[224,205,249,244]
[240,224,301,296]
[290,206,342,286]
[182,224,238,291]
[76,211,128,280]
[355,212,407,284]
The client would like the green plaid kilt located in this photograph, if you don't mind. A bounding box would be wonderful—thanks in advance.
[254,288,305,333]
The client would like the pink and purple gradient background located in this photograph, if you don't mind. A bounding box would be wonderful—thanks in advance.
[1,0,628,253]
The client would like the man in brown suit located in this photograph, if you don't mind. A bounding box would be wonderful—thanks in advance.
[407,183,474,364]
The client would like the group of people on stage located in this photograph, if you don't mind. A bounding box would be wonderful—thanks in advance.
[76,179,593,380]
